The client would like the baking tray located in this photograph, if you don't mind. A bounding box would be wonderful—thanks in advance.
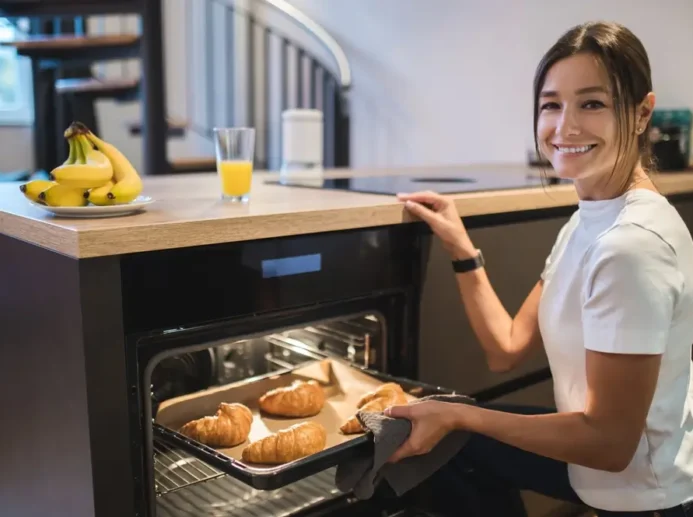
[153,357,459,490]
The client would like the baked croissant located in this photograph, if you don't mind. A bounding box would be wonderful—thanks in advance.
[178,402,253,448]
[241,421,327,464]
[356,382,405,408]
[258,380,325,417]
[341,385,407,434]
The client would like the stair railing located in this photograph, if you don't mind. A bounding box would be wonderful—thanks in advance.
[185,0,352,169]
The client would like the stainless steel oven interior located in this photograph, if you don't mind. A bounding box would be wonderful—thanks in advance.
[146,311,387,517]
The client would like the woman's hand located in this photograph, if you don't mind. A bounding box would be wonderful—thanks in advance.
[384,400,460,463]
[397,191,476,259]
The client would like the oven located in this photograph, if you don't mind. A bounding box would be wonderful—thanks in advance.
[118,225,451,517]
[146,313,410,517]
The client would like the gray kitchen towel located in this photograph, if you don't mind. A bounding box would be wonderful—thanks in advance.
[335,393,475,500]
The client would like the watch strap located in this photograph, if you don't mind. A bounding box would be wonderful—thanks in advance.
[451,249,485,273]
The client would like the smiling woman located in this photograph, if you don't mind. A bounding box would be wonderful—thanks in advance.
[392,21,693,517]
[532,27,655,201]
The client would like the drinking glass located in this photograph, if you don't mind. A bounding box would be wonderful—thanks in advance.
[213,127,256,202]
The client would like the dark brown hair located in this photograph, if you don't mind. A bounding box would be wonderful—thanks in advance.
[533,22,655,187]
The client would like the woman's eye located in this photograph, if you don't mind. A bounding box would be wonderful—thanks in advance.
[540,102,560,111]
[583,100,606,109]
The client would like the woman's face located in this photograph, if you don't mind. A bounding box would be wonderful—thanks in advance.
[537,53,620,183]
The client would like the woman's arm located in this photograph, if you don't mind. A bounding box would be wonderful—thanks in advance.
[386,350,661,470]
[448,225,675,471]
[398,191,544,372]
[455,350,662,472]
[455,272,544,373]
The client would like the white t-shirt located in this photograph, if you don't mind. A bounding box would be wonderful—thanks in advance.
[538,188,693,511]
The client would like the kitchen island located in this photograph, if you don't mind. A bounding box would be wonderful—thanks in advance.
[2,164,693,517]
[3,164,693,258]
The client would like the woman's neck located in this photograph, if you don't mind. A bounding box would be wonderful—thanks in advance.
[574,162,656,201]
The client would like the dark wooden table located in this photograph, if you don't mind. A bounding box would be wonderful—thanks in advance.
[0,0,168,176]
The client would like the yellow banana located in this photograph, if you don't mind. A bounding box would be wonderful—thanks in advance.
[51,134,113,189]
[78,123,143,204]
[62,134,77,165]
[38,183,88,207]
[21,136,77,202]
[79,134,113,171]
[87,180,115,206]
[19,179,57,204]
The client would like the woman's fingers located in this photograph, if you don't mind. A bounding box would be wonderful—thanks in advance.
[402,200,439,226]
[384,404,411,419]
[387,440,416,463]
[397,191,447,210]
[384,404,413,463]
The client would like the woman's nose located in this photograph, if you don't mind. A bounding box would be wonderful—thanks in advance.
[556,108,581,137]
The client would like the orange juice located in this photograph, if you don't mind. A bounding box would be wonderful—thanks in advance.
[218,160,253,197]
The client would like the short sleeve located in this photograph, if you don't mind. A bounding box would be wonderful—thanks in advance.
[581,223,683,355]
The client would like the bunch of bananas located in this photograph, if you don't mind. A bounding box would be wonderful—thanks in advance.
[20,121,143,208]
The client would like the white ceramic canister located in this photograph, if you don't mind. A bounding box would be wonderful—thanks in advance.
[280,109,324,181]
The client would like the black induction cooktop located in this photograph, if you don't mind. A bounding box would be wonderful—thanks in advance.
[265,171,570,196]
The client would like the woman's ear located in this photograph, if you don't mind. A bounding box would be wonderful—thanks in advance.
[636,92,656,133]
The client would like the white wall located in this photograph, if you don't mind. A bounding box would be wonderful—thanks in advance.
[286,0,693,168]
[2,0,692,175]
[0,126,33,172]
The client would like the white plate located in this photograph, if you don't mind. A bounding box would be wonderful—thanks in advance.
[31,196,155,218]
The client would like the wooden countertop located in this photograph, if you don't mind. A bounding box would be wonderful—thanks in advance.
[2,164,693,259]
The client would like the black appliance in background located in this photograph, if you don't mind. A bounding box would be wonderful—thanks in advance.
[652,125,689,170]
[266,169,572,197]
[650,109,692,172]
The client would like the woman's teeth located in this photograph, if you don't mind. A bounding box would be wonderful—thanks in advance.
[555,144,596,154]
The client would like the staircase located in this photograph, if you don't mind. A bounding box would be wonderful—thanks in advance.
[0,0,351,176]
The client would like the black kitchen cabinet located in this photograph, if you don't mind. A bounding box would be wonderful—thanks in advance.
[417,213,574,398]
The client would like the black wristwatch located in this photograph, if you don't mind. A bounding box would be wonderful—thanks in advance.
[452,249,485,274]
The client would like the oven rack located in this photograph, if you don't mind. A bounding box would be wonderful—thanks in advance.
[156,464,342,517]
[154,438,343,516]
[154,438,226,496]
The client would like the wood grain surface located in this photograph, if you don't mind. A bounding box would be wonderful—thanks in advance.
[2,164,692,258]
